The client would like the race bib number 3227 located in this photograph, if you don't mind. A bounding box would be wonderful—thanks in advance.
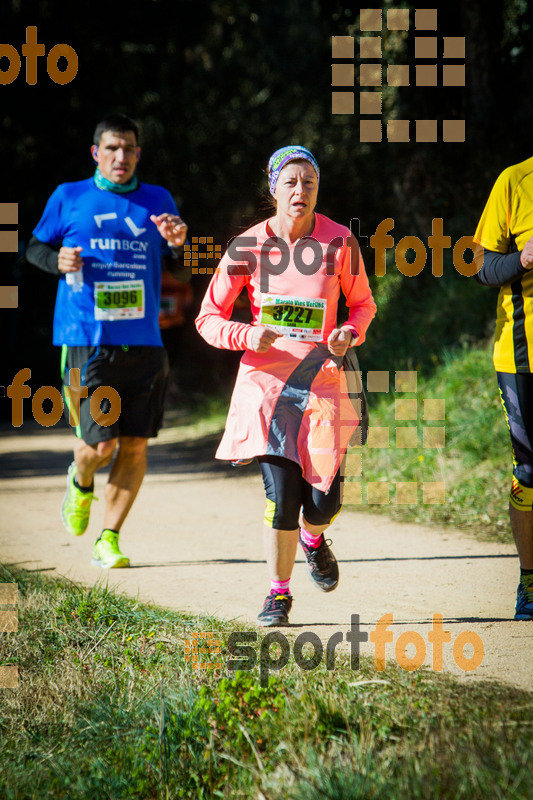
[260,294,326,341]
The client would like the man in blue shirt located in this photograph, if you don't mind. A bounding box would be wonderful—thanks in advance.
[27,114,188,568]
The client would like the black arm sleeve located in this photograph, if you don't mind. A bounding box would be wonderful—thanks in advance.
[162,245,192,283]
[474,248,526,287]
[25,236,60,275]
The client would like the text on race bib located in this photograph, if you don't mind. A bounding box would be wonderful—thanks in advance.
[94,280,145,321]
[260,294,326,341]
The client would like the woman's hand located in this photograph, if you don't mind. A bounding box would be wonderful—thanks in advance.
[327,327,353,357]
[250,325,281,352]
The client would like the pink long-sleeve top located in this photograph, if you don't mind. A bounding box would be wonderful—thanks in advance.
[196,213,376,349]
[196,213,376,490]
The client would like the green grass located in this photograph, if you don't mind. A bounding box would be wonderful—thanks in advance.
[1,564,532,799]
[162,394,229,441]
[343,338,512,541]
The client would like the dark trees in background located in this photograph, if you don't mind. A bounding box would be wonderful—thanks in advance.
[1,0,532,404]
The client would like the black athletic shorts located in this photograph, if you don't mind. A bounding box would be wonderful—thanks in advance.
[497,371,533,487]
[258,455,343,530]
[61,345,169,446]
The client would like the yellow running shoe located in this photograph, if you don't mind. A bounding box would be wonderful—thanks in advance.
[92,530,130,569]
[61,462,95,536]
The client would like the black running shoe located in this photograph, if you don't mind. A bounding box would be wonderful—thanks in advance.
[257,593,293,627]
[299,535,339,592]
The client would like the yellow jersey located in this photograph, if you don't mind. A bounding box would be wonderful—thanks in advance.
[475,156,533,373]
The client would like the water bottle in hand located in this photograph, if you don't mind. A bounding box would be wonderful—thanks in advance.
[66,269,83,292]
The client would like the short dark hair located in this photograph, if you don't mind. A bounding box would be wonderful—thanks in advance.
[93,114,139,146]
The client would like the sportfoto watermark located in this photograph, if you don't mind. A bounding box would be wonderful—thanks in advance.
[0,202,19,310]
[366,218,481,277]
[0,583,18,689]
[202,614,484,687]
[332,8,466,143]
[340,369,446,506]
[184,631,223,670]
[185,221,483,280]
[6,368,120,428]
[0,27,78,85]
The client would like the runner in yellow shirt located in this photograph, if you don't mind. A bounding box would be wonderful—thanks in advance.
[474,156,533,620]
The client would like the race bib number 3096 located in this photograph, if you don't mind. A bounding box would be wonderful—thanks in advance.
[260,294,326,341]
[94,280,145,321]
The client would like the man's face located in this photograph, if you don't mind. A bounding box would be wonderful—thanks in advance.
[90,130,140,184]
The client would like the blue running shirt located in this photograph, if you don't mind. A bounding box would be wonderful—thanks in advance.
[33,178,179,346]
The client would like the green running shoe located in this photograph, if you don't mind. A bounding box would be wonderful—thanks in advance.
[92,530,130,569]
[61,462,95,536]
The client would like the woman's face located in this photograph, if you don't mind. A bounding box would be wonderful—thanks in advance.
[273,161,318,223]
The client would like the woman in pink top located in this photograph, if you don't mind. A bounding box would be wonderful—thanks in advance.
[196,146,376,626]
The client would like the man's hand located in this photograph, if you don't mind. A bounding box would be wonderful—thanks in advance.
[520,236,533,269]
[327,327,353,357]
[58,246,83,274]
[150,213,188,247]
[250,325,281,353]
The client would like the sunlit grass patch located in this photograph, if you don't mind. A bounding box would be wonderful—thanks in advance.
[0,565,532,799]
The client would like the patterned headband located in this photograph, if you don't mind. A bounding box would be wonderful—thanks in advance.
[267,146,320,196]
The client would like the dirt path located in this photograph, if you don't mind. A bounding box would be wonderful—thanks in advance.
[1,423,531,692]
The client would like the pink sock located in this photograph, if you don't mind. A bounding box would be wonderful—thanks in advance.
[300,526,324,549]
[270,578,291,595]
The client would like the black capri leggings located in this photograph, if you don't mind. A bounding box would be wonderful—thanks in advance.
[258,455,343,530]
